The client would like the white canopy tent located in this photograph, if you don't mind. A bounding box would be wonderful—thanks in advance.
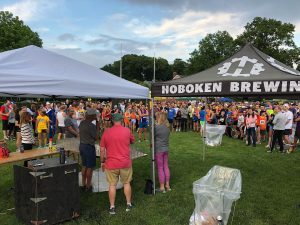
[0,45,149,99]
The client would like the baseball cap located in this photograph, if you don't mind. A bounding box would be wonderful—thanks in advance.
[283,103,289,107]
[86,108,96,116]
[46,102,51,105]
[112,113,123,122]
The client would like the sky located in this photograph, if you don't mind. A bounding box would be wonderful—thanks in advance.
[1,0,300,68]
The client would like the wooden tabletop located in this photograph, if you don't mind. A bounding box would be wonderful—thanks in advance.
[0,148,60,166]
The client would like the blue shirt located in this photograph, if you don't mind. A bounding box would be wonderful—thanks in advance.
[200,110,206,121]
[168,108,176,119]
[226,111,232,118]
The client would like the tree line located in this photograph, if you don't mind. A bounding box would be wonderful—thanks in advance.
[1,11,299,83]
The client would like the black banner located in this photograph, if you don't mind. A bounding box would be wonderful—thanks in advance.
[151,80,300,97]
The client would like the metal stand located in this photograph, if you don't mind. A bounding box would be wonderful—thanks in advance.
[149,98,156,194]
[148,98,156,195]
[202,98,207,162]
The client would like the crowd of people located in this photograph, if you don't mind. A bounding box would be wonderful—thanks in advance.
[1,98,299,214]
[154,100,300,153]
[0,99,299,153]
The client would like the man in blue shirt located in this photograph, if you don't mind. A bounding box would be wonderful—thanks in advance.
[167,103,176,132]
[199,106,206,137]
[46,102,56,143]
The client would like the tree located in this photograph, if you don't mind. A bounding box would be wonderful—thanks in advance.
[101,54,172,82]
[187,31,237,74]
[155,57,172,81]
[0,11,43,52]
[172,58,188,76]
[236,17,300,67]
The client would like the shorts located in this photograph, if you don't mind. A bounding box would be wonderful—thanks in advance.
[200,121,205,127]
[139,121,148,129]
[283,129,292,136]
[2,120,9,130]
[260,129,267,135]
[79,143,96,168]
[105,167,133,185]
[168,119,173,124]
[233,120,238,126]
[58,126,65,134]
[131,119,136,124]
[38,129,47,134]
[22,143,33,150]
[48,126,56,139]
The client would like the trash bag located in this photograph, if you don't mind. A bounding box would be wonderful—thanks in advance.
[79,169,123,192]
[189,166,242,225]
[144,179,153,195]
[205,125,226,146]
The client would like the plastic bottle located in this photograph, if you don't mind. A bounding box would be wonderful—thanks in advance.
[59,147,65,164]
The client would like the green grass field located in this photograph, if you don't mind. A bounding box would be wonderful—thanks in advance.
[0,127,300,225]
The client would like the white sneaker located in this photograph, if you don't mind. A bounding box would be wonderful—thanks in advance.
[265,145,269,148]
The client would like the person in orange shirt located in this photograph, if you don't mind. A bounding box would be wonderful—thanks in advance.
[130,107,137,133]
[205,108,211,124]
[102,105,111,130]
[254,110,261,144]
[124,108,131,128]
[259,111,267,142]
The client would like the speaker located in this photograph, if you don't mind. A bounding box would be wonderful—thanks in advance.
[14,158,80,225]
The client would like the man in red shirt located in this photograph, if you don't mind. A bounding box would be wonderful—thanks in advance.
[100,113,134,215]
[0,100,11,140]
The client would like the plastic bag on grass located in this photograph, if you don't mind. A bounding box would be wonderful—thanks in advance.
[189,166,242,225]
[79,169,123,192]
[205,125,226,146]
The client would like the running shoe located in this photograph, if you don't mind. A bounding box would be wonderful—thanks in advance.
[126,203,133,212]
[109,207,116,215]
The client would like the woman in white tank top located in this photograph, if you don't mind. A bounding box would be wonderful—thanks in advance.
[56,105,67,140]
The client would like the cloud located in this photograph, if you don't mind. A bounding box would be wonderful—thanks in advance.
[121,10,244,63]
[35,27,50,33]
[85,34,154,54]
[295,21,300,34]
[127,11,243,39]
[58,33,77,41]
[48,47,120,68]
[52,44,80,50]
[0,0,56,22]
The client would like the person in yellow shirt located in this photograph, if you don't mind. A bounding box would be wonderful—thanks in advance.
[36,110,50,148]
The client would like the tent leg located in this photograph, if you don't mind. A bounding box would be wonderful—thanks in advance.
[202,98,207,162]
[149,98,156,195]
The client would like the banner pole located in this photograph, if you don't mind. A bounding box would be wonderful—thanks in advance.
[203,97,207,162]
[150,97,156,194]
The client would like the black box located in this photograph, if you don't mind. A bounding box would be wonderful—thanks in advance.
[14,158,80,225]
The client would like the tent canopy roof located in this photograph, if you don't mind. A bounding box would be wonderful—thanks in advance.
[152,43,300,97]
[0,45,149,99]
